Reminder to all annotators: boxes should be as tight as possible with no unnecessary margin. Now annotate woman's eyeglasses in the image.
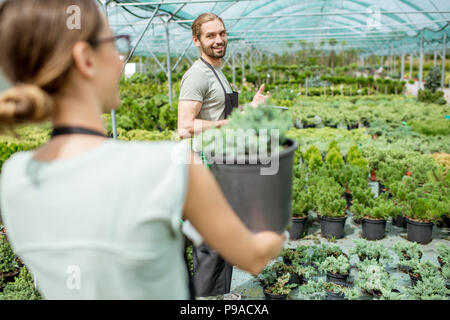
[89,35,132,61]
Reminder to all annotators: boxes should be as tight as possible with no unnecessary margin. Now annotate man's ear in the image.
[72,41,96,79]
[193,36,201,48]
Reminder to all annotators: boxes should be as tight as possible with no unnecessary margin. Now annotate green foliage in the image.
[436,243,450,265]
[325,148,344,168]
[404,259,441,280]
[409,119,450,136]
[0,267,41,300]
[417,89,446,105]
[264,273,297,296]
[424,66,442,93]
[406,193,446,223]
[0,235,17,274]
[291,187,310,217]
[406,276,450,300]
[200,105,293,157]
[350,239,392,263]
[393,241,423,262]
[318,255,350,275]
[355,260,400,298]
[351,192,394,220]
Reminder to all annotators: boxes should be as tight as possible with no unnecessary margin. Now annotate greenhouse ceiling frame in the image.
[101,0,450,139]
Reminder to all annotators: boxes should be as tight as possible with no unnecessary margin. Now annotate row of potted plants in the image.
[258,240,449,300]
[289,140,448,243]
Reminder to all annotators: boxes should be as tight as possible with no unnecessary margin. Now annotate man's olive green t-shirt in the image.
[179,58,233,121]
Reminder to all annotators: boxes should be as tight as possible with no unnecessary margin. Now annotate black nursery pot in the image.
[263,289,288,300]
[326,290,346,300]
[289,216,308,240]
[392,215,407,228]
[320,215,347,239]
[409,272,421,286]
[362,218,386,240]
[406,218,433,244]
[326,272,349,286]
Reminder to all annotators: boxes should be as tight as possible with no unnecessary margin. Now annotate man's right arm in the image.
[177,100,228,139]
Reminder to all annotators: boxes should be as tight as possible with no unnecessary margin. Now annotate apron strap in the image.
[199,57,230,96]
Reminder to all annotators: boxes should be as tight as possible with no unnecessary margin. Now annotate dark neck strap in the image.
[199,57,228,94]
[51,126,108,139]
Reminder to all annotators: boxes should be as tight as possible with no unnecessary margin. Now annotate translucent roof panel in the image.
[103,0,450,56]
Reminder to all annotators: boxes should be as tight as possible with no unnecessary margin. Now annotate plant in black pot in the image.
[350,239,392,264]
[320,281,360,300]
[355,259,401,299]
[200,105,297,234]
[314,180,347,239]
[393,241,423,273]
[289,184,310,240]
[406,275,450,300]
[318,255,351,286]
[263,273,298,300]
[349,187,376,224]
[405,193,445,244]
[0,266,41,300]
[403,259,441,287]
[436,243,450,268]
[0,235,20,290]
[361,196,395,240]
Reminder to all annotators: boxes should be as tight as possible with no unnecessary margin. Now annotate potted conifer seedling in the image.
[263,273,297,300]
[318,255,351,286]
[201,105,297,234]
[350,239,392,264]
[289,185,310,240]
[393,241,423,273]
[405,193,445,244]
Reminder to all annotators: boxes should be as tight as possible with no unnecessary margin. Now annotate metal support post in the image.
[442,33,447,89]
[401,41,405,80]
[232,54,236,90]
[164,18,173,109]
[409,54,413,81]
[241,54,245,81]
[419,33,424,89]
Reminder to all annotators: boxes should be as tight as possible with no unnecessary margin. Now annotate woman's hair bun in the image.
[0,84,54,125]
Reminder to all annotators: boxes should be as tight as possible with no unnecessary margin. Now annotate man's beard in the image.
[200,41,227,59]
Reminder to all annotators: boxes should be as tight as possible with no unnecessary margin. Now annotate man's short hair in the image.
[191,13,225,39]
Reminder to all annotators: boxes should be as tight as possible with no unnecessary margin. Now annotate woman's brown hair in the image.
[191,13,225,40]
[0,0,104,127]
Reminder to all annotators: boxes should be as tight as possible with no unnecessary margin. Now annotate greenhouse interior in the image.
[0,0,449,302]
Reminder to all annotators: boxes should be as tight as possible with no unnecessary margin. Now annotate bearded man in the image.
[177,13,270,298]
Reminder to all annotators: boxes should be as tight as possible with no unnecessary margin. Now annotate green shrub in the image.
[0,235,17,274]
[318,255,350,275]
[0,267,41,300]
[350,239,392,262]
[424,66,441,93]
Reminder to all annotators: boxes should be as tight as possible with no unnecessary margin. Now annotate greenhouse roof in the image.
[103,0,450,57]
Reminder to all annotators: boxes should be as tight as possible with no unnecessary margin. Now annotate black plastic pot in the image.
[392,215,407,228]
[207,139,298,233]
[326,290,345,300]
[362,218,386,240]
[288,273,301,285]
[0,269,19,291]
[320,215,347,239]
[326,272,349,285]
[263,289,288,300]
[409,272,421,286]
[398,264,410,273]
[289,216,308,240]
[406,218,433,244]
